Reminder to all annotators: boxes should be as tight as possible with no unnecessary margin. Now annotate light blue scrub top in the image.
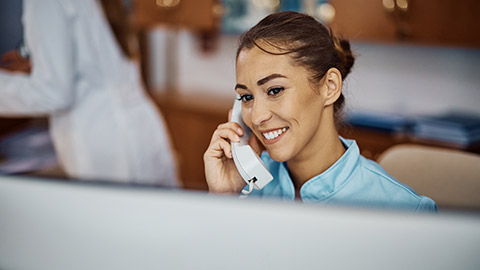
[249,137,438,212]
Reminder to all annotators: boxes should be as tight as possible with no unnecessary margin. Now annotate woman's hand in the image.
[203,120,246,194]
[0,50,31,73]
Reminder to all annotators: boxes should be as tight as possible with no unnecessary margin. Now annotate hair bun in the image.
[331,33,355,79]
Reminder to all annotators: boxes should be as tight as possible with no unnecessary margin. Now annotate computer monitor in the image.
[1,175,479,270]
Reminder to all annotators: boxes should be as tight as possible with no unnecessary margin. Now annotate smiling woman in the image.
[203,11,437,212]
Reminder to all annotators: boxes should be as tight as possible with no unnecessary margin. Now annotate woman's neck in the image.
[287,119,345,191]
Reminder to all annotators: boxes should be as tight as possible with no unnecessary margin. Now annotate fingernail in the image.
[237,128,243,135]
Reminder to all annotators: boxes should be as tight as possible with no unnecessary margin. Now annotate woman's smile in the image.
[259,127,289,145]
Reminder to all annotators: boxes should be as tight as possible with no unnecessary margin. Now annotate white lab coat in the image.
[0,0,178,187]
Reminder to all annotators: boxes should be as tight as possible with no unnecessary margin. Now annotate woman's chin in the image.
[266,149,291,163]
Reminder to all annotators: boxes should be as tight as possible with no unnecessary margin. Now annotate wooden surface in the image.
[338,126,409,160]
[329,0,480,48]
[152,91,231,190]
[131,0,221,31]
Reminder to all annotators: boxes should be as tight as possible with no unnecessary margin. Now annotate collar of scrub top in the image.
[275,137,359,201]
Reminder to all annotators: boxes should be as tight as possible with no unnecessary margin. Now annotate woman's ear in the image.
[321,68,343,106]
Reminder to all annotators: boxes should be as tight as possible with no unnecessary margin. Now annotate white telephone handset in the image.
[230,95,273,190]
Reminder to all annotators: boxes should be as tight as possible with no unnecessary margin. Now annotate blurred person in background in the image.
[0,0,178,187]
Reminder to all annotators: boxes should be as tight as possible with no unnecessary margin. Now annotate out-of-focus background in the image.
[1,0,479,204]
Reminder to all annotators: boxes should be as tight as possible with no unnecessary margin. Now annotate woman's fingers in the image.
[217,139,232,159]
[207,133,233,159]
[211,122,243,141]
[210,121,266,158]
[206,122,245,159]
[212,126,239,143]
[219,121,244,135]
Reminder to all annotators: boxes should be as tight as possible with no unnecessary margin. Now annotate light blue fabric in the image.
[248,137,438,212]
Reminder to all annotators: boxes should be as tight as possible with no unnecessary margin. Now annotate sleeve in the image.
[0,0,76,116]
[416,196,439,212]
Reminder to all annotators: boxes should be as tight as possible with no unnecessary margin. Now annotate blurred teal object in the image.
[279,0,302,11]
[412,112,480,147]
[346,111,410,133]
[221,0,329,34]
[221,0,249,34]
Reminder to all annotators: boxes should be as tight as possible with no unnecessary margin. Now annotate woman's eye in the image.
[267,87,284,96]
[238,94,254,102]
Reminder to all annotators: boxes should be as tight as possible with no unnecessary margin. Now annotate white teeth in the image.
[262,127,287,140]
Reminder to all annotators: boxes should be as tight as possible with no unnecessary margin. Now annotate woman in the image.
[204,11,436,211]
[0,0,178,187]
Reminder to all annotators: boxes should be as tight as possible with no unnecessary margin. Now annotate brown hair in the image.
[236,11,355,120]
[99,0,136,59]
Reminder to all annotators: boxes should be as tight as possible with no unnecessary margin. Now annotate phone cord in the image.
[239,180,255,199]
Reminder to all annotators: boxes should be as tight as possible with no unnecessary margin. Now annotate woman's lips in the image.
[261,127,288,145]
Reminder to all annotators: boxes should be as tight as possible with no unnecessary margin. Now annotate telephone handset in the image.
[230,95,273,190]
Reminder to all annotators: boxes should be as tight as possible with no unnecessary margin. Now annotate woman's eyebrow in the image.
[234,83,247,90]
[257,74,287,86]
[235,73,286,90]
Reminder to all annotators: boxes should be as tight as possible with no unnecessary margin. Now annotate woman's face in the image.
[235,45,330,163]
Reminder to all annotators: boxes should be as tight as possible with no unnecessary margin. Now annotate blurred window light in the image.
[396,0,409,12]
[316,3,335,24]
[382,0,395,12]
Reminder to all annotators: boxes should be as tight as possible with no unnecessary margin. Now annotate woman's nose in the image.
[250,99,272,126]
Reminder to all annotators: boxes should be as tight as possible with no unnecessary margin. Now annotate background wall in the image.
[149,29,480,118]
[347,43,480,117]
